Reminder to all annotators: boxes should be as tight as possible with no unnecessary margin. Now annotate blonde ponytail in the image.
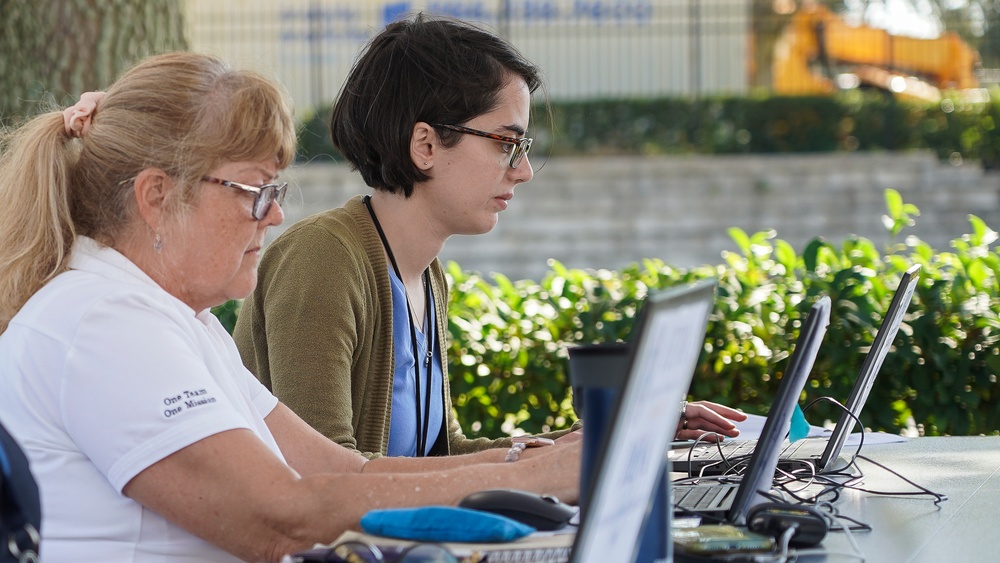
[0,112,77,333]
[0,52,296,333]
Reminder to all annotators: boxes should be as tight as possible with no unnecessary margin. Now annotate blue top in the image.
[386,268,444,456]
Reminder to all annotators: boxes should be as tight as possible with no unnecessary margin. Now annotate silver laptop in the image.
[672,296,831,525]
[671,264,919,475]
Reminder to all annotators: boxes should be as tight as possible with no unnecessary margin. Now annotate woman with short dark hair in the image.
[234,13,573,459]
[234,13,743,460]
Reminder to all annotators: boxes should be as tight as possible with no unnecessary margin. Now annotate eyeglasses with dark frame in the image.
[291,538,482,562]
[434,124,532,169]
[202,175,288,221]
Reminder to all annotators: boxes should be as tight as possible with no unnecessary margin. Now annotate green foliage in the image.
[444,189,1000,438]
[295,105,341,163]
[445,258,705,438]
[212,299,241,335]
[294,90,1000,168]
[211,190,998,439]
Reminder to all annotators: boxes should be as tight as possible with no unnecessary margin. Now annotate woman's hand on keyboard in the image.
[675,400,748,442]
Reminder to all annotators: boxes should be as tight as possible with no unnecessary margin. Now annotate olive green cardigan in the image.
[235,195,574,458]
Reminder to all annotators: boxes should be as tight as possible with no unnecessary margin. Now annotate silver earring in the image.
[154,232,163,253]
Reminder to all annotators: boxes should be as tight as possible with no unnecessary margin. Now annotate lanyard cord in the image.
[363,195,436,456]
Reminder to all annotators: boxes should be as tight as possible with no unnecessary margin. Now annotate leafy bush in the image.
[445,189,1000,438]
[211,299,241,335]
[297,90,1000,168]
[212,190,998,438]
[295,104,341,163]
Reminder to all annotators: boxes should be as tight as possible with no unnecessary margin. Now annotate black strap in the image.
[363,195,437,456]
[0,424,40,563]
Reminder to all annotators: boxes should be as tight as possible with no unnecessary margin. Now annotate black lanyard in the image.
[363,195,436,456]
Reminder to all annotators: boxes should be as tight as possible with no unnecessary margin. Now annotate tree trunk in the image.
[0,0,187,126]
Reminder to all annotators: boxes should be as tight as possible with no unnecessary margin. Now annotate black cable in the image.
[767,394,868,507]
[771,467,865,506]
[769,448,948,538]
[812,500,872,533]
[802,395,866,469]
[684,432,743,478]
[783,450,947,507]
[854,453,949,506]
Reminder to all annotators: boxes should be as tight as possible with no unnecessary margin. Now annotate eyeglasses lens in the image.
[511,138,532,168]
[253,195,268,221]
[253,184,287,220]
[399,544,459,563]
[331,541,382,563]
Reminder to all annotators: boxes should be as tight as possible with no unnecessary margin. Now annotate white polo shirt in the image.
[0,237,282,562]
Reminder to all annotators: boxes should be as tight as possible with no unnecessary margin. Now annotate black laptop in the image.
[671,264,919,475]
[671,296,831,525]
[570,279,716,562]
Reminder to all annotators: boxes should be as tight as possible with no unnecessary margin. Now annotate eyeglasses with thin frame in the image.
[434,124,532,169]
[202,175,288,221]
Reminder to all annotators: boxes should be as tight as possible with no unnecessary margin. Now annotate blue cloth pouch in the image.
[360,506,536,543]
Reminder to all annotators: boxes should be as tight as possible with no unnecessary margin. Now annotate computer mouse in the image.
[458,488,578,531]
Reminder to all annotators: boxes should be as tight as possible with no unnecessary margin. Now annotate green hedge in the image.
[213,190,999,438]
[444,189,1000,438]
[296,90,1000,168]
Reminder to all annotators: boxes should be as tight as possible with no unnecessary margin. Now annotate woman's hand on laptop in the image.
[675,400,748,441]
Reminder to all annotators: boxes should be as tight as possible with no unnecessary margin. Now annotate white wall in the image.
[275,152,1000,280]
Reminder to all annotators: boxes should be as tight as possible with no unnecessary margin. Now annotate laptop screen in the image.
[725,296,831,525]
[571,280,717,563]
[818,264,920,470]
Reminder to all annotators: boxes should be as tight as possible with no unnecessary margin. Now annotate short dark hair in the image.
[330,13,543,196]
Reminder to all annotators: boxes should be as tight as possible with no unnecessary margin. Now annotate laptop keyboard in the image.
[673,483,736,511]
[688,440,758,461]
[483,546,571,562]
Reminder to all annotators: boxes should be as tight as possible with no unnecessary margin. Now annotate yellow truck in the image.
[772,3,981,102]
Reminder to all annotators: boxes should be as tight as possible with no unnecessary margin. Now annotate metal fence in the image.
[185,0,985,114]
[186,0,752,112]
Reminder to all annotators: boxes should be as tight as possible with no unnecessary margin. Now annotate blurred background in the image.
[191,0,992,111]
[3,0,998,279]
[6,1,1000,112]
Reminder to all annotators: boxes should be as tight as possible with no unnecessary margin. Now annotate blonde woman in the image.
[0,51,579,563]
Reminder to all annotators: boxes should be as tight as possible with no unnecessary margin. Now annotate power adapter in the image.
[746,502,829,548]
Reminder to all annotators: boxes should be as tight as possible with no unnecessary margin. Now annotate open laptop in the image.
[671,264,919,475]
[303,279,718,563]
[671,296,831,525]
[569,279,716,563]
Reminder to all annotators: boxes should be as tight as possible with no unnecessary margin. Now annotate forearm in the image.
[364,441,574,479]
[128,431,579,563]
[271,454,578,559]
[363,447,507,473]
[356,446,581,509]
